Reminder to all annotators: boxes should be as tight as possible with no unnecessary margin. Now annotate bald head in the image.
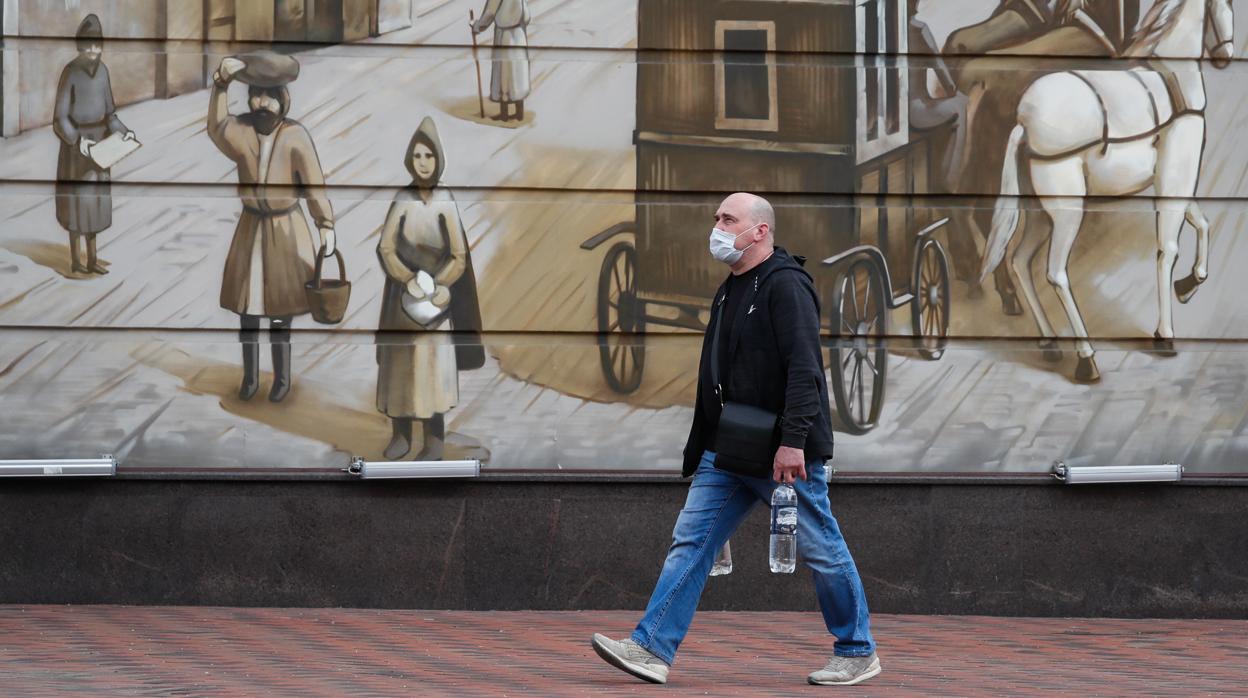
[719,192,776,241]
[712,192,777,272]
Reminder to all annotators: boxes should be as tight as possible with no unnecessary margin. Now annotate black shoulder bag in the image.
[709,291,781,478]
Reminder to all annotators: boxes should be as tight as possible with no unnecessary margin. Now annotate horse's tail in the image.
[979,124,1025,284]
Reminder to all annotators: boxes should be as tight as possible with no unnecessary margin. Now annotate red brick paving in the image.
[0,607,1246,696]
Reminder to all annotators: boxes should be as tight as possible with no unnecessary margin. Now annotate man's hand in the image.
[772,445,806,484]
[218,57,246,82]
[78,137,96,158]
[319,227,336,257]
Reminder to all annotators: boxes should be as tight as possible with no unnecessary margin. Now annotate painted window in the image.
[857,0,908,163]
[715,20,778,132]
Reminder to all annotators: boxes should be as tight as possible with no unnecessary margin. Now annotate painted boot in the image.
[415,413,445,460]
[383,418,413,460]
[86,234,108,275]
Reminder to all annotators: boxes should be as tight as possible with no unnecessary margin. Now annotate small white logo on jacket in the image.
[748,304,756,315]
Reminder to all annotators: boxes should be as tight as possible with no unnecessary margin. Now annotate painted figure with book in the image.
[53,14,139,276]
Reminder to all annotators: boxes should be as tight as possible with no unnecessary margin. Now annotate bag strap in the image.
[710,291,726,406]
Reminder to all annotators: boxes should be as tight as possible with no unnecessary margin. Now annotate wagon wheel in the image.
[828,256,889,435]
[597,241,645,393]
[910,237,950,360]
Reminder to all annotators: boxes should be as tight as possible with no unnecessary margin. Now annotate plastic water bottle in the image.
[769,484,797,573]
[709,540,733,576]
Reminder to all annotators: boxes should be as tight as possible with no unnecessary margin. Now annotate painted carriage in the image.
[582,0,953,434]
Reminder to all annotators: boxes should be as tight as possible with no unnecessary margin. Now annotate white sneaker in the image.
[807,652,881,686]
[591,633,670,684]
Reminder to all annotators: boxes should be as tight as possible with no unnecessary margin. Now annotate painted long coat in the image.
[53,55,127,234]
[477,0,531,102]
[207,81,334,317]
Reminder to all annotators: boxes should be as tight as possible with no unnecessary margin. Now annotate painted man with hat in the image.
[53,13,136,275]
[207,51,336,403]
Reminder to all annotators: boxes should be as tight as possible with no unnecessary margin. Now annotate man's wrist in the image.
[780,433,807,451]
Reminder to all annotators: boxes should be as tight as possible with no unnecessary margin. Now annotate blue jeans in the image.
[631,450,875,665]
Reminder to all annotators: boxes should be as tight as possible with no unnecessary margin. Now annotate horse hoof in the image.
[1074,356,1101,384]
[1174,274,1204,304]
[967,282,985,300]
[1152,332,1178,358]
[1038,340,1062,363]
[1000,291,1024,316]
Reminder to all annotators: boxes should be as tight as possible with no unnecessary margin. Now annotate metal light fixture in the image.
[1052,461,1183,484]
[347,457,480,479]
[0,454,117,478]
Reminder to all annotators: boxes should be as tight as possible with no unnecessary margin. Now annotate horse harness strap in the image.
[1069,71,1112,154]
[1123,69,1161,146]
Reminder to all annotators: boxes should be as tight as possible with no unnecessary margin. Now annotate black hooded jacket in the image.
[682,247,835,477]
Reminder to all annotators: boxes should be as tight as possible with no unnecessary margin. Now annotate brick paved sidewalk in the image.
[1,607,1245,696]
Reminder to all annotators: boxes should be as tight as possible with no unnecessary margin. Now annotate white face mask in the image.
[709,223,760,265]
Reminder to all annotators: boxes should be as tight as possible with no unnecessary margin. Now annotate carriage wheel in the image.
[597,241,645,393]
[828,256,889,435]
[910,237,950,360]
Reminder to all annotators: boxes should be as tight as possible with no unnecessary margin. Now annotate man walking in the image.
[53,14,137,275]
[207,51,336,403]
[591,193,878,686]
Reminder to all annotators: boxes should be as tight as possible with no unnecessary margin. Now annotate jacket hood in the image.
[404,116,446,187]
[757,246,813,285]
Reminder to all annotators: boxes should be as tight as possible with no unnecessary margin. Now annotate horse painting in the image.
[979,0,1234,383]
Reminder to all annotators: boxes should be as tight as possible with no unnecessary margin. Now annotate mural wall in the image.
[1,0,1247,477]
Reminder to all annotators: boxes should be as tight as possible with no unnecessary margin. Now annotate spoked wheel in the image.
[910,237,950,360]
[828,256,889,435]
[597,241,645,393]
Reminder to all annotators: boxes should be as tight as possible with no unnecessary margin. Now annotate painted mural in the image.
[1,0,1247,477]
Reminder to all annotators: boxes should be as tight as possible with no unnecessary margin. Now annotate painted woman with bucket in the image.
[376,117,483,460]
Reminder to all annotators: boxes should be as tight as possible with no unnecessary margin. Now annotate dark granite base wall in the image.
[1,479,1245,618]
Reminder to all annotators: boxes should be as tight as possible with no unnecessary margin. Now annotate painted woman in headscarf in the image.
[376,117,483,460]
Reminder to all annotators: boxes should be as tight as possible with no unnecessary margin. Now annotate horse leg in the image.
[1007,208,1061,362]
[1152,201,1184,356]
[1033,157,1099,383]
[994,256,1023,315]
[1153,114,1204,348]
[1173,200,1209,304]
[952,204,1022,312]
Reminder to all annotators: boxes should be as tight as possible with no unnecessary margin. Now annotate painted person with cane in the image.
[470,0,531,123]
